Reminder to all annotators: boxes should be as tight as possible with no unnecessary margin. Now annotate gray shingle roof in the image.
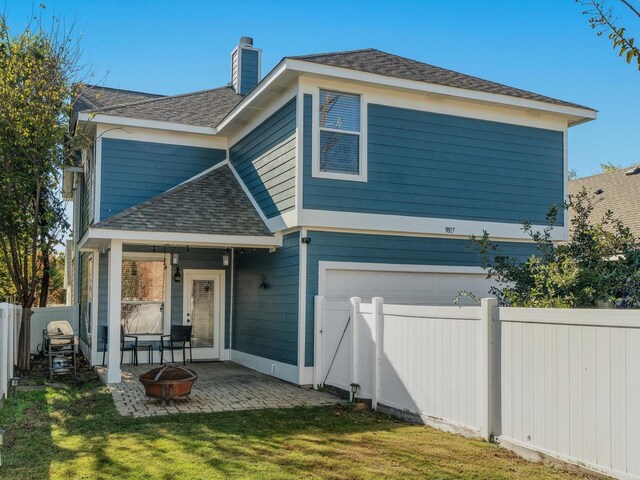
[89,86,243,128]
[92,165,273,237]
[569,167,640,238]
[291,49,593,111]
[74,85,165,113]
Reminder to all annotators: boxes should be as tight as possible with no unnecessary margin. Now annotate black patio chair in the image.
[160,325,193,365]
[100,325,139,366]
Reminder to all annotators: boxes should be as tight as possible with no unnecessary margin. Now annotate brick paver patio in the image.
[96,362,341,417]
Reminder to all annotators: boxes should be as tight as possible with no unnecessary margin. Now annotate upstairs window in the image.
[317,89,365,181]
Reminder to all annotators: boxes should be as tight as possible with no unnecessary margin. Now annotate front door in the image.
[182,270,224,360]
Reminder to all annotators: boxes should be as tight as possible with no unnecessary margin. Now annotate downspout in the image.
[228,248,235,360]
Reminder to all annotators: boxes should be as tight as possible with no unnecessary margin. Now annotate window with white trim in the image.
[318,89,362,177]
[121,259,165,335]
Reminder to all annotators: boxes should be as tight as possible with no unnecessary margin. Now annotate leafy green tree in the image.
[471,189,640,308]
[579,0,640,70]
[600,161,622,172]
[0,12,88,369]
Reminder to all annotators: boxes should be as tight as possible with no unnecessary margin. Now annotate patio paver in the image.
[96,361,341,417]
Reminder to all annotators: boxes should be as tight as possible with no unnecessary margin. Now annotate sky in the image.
[4,0,639,179]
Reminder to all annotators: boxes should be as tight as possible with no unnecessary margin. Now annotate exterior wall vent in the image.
[230,36,262,95]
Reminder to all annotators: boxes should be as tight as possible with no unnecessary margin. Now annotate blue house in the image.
[65,37,596,384]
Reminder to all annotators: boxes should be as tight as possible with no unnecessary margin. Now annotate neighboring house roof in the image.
[569,166,640,238]
[291,49,593,111]
[92,86,243,128]
[92,165,272,237]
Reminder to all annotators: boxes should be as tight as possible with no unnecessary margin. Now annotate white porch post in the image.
[106,239,122,383]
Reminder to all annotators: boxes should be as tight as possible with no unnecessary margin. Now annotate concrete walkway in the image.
[96,362,340,417]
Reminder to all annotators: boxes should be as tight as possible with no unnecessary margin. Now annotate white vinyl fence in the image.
[0,303,21,401]
[315,296,640,480]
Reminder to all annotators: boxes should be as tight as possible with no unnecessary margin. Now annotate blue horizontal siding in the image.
[97,246,232,353]
[100,139,226,220]
[240,48,259,95]
[304,230,539,366]
[230,97,296,219]
[233,232,299,365]
[303,103,564,225]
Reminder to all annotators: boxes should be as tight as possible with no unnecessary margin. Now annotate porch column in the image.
[106,239,123,383]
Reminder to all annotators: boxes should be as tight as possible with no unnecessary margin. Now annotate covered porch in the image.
[77,164,286,384]
[96,361,339,417]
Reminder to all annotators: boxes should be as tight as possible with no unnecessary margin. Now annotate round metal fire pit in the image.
[139,365,198,406]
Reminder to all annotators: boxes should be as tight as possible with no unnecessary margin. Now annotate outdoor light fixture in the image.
[174,266,182,283]
[9,377,20,396]
[171,253,179,265]
[130,262,138,276]
[301,237,311,244]
[349,383,360,403]
[222,254,230,267]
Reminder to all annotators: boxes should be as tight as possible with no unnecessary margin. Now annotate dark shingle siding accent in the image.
[292,49,593,111]
[93,165,272,237]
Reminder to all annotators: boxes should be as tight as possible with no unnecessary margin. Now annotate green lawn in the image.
[0,374,595,480]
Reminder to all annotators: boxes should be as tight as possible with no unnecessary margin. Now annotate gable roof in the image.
[92,86,243,128]
[569,166,640,238]
[92,164,272,237]
[75,47,594,131]
[74,85,165,113]
[291,49,593,111]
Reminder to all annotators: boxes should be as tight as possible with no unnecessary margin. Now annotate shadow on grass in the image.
[0,375,594,480]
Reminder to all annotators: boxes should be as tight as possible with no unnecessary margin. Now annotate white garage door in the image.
[316,264,494,394]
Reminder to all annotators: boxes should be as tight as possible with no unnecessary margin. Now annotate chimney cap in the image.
[239,36,254,47]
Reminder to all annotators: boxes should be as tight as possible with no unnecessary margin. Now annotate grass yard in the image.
[0,374,595,480]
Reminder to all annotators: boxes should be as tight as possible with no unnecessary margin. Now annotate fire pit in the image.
[139,365,198,406]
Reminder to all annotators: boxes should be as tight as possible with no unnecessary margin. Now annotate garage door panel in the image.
[318,266,494,393]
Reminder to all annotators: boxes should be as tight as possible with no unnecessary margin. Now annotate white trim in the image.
[218,58,594,134]
[216,60,289,132]
[227,88,298,146]
[94,138,102,222]
[294,91,304,225]
[106,239,123,383]
[78,112,217,135]
[97,123,227,149]
[230,349,300,384]
[563,128,569,237]
[90,250,100,366]
[312,88,368,182]
[84,228,281,248]
[286,59,596,125]
[183,269,225,360]
[226,160,271,226]
[297,228,307,384]
[300,209,566,242]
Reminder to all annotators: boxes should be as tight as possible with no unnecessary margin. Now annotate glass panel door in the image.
[189,279,214,348]
[183,270,223,360]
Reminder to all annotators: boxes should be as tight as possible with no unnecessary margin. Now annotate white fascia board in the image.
[299,209,567,242]
[86,227,282,248]
[77,112,218,135]
[285,59,597,124]
[216,60,289,132]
